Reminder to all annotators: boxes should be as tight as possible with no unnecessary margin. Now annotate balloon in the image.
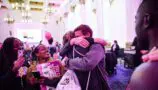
[45,32,52,40]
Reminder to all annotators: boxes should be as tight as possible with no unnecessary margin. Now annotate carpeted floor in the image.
[108,64,134,90]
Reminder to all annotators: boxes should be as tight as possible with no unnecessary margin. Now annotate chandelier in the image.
[44,6,55,16]
[109,0,114,5]
[79,0,86,5]
[21,10,32,23]
[70,5,76,12]
[9,0,25,10]
[4,14,15,24]
[9,0,32,23]
[43,1,56,16]
[41,15,49,25]
[21,4,32,23]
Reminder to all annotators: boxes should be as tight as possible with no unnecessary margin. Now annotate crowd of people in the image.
[1,0,158,90]
[0,24,109,90]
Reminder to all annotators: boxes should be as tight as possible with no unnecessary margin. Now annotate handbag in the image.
[56,70,81,90]
[56,46,92,90]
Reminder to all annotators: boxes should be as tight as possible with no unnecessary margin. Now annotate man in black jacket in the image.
[0,37,26,90]
[111,40,120,58]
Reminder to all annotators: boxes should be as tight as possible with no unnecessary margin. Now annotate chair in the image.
[105,52,117,75]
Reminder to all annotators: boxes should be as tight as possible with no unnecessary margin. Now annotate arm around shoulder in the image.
[67,44,105,71]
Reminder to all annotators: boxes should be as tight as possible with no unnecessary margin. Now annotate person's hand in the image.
[70,37,89,48]
[13,56,25,72]
[18,66,28,77]
[28,76,39,85]
[140,50,149,55]
[94,38,108,46]
[39,76,48,84]
[142,47,158,62]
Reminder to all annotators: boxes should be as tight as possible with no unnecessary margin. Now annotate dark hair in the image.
[74,24,93,37]
[2,37,16,54]
[32,45,41,61]
[39,40,42,45]
[48,37,53,45]
[114,40,117,44]
[0,37,20,73]
[139,0,158,26]
[139,0,158,14]
[62,31,75,45]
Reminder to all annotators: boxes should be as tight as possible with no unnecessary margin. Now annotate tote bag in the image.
[56,70,81,90]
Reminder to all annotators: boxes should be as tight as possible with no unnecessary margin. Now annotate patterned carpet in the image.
[108,64,134,90]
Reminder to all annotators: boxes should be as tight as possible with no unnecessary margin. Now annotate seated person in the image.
[111,40,120,57]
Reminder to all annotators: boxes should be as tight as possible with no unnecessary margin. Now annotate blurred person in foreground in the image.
[127,0,158,89]
[0,37,25,90]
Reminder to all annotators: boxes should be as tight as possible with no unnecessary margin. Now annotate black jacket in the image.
[0,49,24,90]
